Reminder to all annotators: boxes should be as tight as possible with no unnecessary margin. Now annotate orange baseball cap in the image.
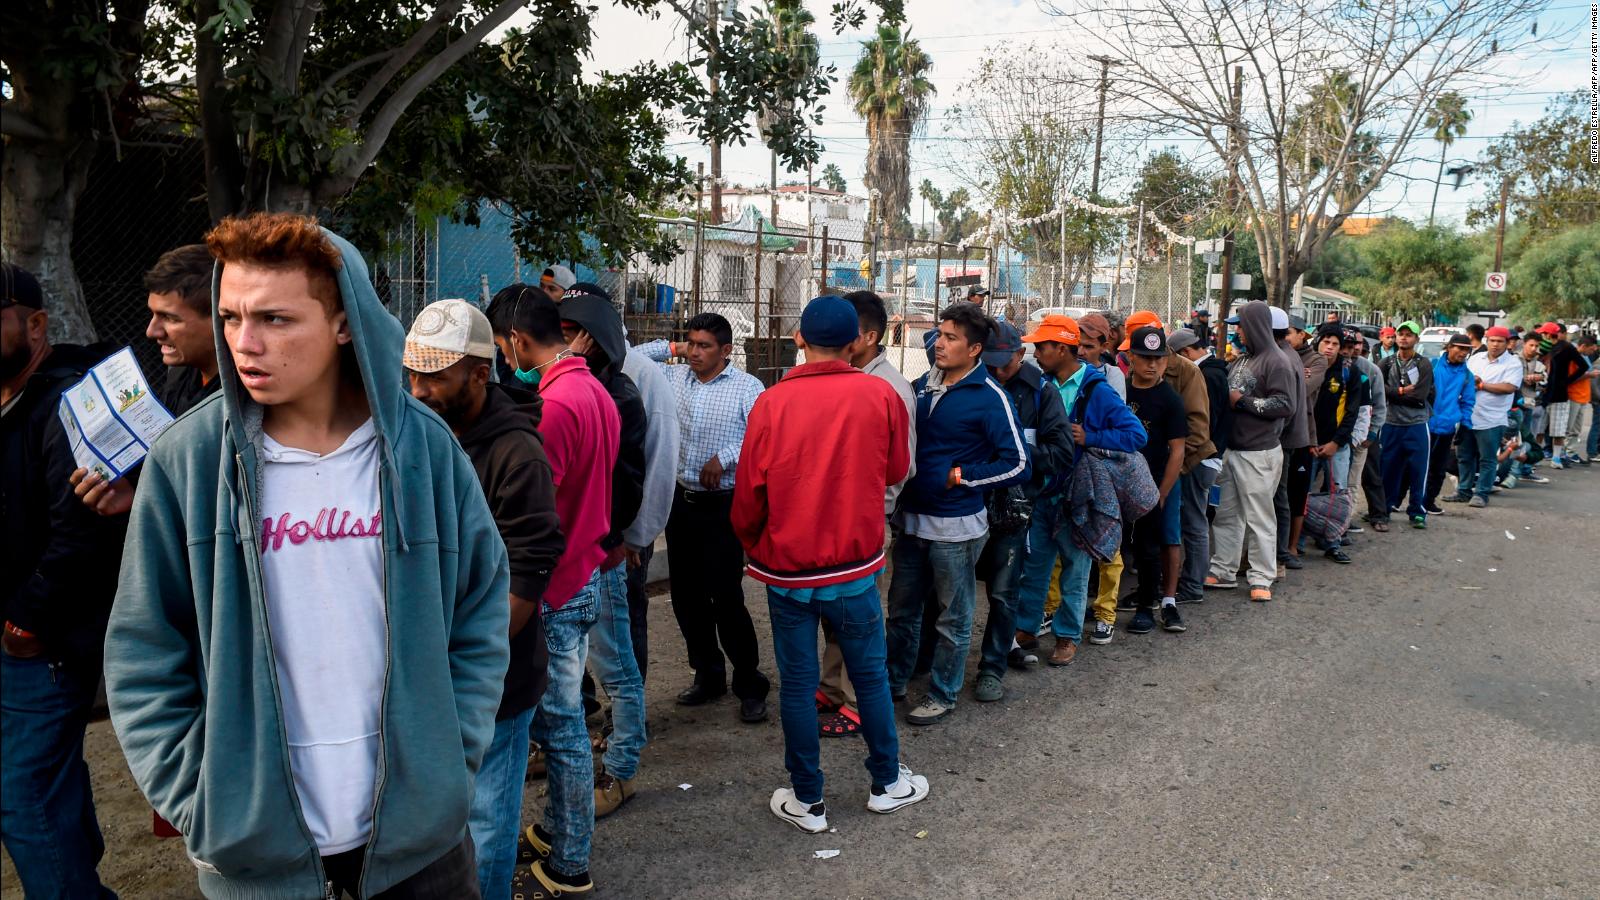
[1022,314,1080,346]
[1118,310,1164,350]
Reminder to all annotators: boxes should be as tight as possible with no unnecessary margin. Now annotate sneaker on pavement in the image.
[1159,605,1186,633]
[1523,473,1550,484]
[1468,495,1487,508]
[1549,458,1567,470]
[1442,493,1470,503]
[906,698,953,726]
[1423,501,1444,515]
[1128,609,1156,634]
[1088,620,1114,645]
[528,859,593,896]
[594,770,636,819]
[1282,554,1305,570]
[1324,547,1352,563]
[1006,647,1038,670]
[1501,474,1519,489]
[1115,595,1138,612]
[1410,515,1427,529]
[1175,592,1204,604]
[973,673,1003,702]
[1346,525,1365,533]
[867,764,931,814]
[769,788,829,833]
[1204,575,1238,590]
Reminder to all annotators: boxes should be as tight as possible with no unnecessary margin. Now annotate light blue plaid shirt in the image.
[638,340,764,490]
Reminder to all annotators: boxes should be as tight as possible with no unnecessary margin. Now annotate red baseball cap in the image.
[1486,325,1511,339]
[1380,326,1396,337]
[1534,321,1563,336]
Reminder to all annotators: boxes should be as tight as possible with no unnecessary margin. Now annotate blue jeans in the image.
[588,565,647,781]
[1015,506,1093,644]
[767,584,900,805]
[1381,423,1431,519]
[1588,399,1600,458]
[977,526,1029,679]
[885,532,987,708]
[0,653,115,900]
[531,570,599,878]
[1454,426,1504,500]
[1177,466,1219,601]
[469,707,535,900]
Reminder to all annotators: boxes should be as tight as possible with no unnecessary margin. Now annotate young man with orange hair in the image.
[105,212,511,898]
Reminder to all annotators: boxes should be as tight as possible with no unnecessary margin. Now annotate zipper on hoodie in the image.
[233,449,327,890]
[356,457,395,899]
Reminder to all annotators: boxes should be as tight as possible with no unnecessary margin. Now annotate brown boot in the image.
[1047,638,1077,668]
[594,769,636,819]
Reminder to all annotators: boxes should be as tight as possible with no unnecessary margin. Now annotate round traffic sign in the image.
[1484,271,1507,292]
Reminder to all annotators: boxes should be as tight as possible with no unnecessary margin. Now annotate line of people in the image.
[5,210,1597,898]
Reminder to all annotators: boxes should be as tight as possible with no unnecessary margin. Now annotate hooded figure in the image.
[104,226,510,897]
[1227,301,1297,450]
[559,293,647,552]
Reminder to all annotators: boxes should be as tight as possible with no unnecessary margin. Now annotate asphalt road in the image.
[7,467,1597,898]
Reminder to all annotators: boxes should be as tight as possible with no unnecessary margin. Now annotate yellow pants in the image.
[1044,551,1122,625]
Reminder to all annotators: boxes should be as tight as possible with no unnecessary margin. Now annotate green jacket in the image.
[104,229,510,898]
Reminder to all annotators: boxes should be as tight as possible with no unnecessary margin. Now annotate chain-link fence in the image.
[73,136,210,378]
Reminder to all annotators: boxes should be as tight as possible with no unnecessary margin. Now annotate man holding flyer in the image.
[1,263,127,896]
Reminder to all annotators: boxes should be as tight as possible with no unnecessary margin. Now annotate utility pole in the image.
[1080,55,1121,305]
[1490,177,1511,300]
[1216,65,1243,353]
[770,149,779,225]
[707,0,723,224]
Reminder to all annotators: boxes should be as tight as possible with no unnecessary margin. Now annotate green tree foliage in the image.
[1300,234,1370,293]
[1508,223,1600,320]
[915,180,981,244]
[819,162,848,193]
[848,24,933,230]
[1344,221,1475,319]
[1468,92,1600,235]
[1129,148,1216,252]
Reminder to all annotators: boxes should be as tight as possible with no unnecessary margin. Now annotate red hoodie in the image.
[732,360,911,589]
[538,355,620,608]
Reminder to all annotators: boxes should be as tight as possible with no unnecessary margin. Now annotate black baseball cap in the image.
[1128,325,1168,357]
[1445,333,1472,348]
[2,263,44,310]
[968,286,990,298]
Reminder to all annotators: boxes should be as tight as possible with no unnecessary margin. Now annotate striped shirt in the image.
[638,340,763,490]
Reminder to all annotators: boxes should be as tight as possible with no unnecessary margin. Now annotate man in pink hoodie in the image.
[486,284,619,898]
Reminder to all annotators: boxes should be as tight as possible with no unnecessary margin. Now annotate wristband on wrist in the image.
[5,621,36,640]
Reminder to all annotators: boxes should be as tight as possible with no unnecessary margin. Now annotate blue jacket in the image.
[905,364,1030,518]
[104,229,510,897]
[1057,364,1147,459]
[1429,356,1477,435]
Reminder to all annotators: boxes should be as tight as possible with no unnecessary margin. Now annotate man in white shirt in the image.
[1447,326,1522,508]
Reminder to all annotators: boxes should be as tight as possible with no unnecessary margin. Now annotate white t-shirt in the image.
[258,418,386,855]
[1466,351,1524,431]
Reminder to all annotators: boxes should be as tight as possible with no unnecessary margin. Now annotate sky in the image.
[520,0,1595,237]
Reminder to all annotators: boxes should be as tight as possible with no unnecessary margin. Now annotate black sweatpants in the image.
[1423,430,1458,506]
[664,487,769,699]
[324,837,477,899]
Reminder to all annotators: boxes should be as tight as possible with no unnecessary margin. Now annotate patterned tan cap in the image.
[403,299,496,373]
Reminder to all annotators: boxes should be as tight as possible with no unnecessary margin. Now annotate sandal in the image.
[819,708,861,737]
[815,689,839,714]
[1371,521,1389,532]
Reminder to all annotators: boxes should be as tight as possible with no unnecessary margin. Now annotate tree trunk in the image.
[1,91,100,344]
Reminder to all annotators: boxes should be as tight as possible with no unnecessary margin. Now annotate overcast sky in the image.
[525,0,1593,236]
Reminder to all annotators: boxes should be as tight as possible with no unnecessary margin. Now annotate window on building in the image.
[718,253,748,297]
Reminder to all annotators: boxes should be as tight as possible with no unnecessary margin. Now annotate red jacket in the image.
[732,360,911,589]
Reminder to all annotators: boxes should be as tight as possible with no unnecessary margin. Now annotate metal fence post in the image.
[819,225,829,291]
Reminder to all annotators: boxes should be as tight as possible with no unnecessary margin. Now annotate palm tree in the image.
[848,25,935,232]
[1426,92,1472,226]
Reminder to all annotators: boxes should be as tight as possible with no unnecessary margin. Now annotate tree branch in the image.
[334,0,526,199]
[351,0,469,119]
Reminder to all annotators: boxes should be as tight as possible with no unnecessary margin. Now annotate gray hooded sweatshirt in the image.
[1228,301,1298,451]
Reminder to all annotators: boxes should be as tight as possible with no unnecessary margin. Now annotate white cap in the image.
[1269,305,1289,330]
[541,264,577,291]
[403,299,496,373]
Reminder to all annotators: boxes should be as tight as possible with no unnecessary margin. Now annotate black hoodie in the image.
[2,342,127,671]
[458,381,563,720]
[558,295,647,550]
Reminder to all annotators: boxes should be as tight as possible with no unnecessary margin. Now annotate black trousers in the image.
[664,487,769,699]
[1361,434,1388,521]
[323,837,477,899]
[626,542,654,681]
[1423,431,1458,505]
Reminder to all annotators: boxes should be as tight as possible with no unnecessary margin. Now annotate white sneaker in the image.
[769,787,828,833]
[866,764,930,814]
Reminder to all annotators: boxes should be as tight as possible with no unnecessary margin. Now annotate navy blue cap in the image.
[982,320,1023,367]
[800,295,860,348]
[1224,314,1241,325]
